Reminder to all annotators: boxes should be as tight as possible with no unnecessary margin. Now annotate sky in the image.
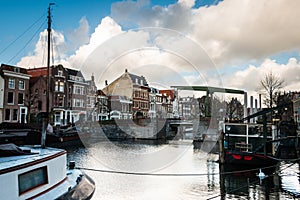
[1,0,300,102]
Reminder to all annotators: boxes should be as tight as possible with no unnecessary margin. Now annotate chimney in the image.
[259,94,262,110]
[250,96,253,123]
[125,69,128,73]
[250,96,253,114]
[255,99,258,110]
[105,80,108,86]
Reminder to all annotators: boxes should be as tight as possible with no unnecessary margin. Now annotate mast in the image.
[42,3,54,148]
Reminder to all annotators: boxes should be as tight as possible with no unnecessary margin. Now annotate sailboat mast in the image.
[46,5,50,120]
[42,3,54,148]
[47,3,54,121]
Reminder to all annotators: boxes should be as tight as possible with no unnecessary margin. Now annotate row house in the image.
[102,69,150,119]
[0,64,30,123]
[159,89,176,118]
[149,87,159,118]
[28,64,91,126]
[109,95,132,119]
[277,91,300,128]
[95,90,109,121]
[178,96,199,119]
[144,87,177,119]
[86,74,98,121]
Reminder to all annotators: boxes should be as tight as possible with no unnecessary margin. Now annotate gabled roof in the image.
[97,90,106,96]
[128,73,148,86]
[67,68,85,79]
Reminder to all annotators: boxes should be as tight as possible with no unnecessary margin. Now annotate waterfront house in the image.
[178,96,199,119]
[109,95,132,119]
[102,69,150,119]
[159,89,176,118]
[0,64,31,123]
[28,64,88,126]
[95,90,109,121]
[85,74,98,121]
[149,87,159,118]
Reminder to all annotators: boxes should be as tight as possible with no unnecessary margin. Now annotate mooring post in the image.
[219,130,225,164]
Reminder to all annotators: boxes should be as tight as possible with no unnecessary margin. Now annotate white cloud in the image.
[68,16,124,69]
[17,29,65,68]
[226,58,300,94]
[66,16,90,52]
[111,0,194,32]
[110,0,300,66]
[17,17,90,68]
[16,0,300,95]
[190,0,300,65]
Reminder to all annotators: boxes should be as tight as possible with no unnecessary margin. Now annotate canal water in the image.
[66,140,300,200]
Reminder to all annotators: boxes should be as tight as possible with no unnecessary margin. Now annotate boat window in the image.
[225,124,246,135]
[18,166,48,195]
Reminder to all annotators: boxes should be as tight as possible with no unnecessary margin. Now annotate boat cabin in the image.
[223,123,278,156]
[0,144,95,200]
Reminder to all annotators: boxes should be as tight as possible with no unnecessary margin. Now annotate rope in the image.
[76,167,213,177]
[75,161,284,177]
[75,159,299,199]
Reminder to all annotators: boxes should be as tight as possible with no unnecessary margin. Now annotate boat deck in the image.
[0,146,65,174]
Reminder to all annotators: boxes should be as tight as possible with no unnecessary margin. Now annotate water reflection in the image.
[65,141,300,200]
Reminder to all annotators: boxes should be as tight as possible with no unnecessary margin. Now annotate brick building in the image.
[102,69,149,118]
[0,64,31,123]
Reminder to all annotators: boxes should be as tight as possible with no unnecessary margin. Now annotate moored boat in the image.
[0,143,95,200]
[223,122,279,167]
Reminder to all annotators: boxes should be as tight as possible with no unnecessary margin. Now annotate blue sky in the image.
[0,0,220,65]
[1,0,300,98]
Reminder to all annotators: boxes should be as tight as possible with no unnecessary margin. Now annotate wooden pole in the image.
[219,131,225,164]
[41,3,54,148]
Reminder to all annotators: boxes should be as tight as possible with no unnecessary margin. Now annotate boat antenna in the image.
[42,2,55,148]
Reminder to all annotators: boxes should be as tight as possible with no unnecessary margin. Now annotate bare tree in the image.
[259,72,284,108]
[226,97,244,121]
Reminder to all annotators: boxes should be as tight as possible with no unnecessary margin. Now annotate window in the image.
[14,67,20,73]
[19,80,25,90]
[7,92,14,104]
[134,101,139,108]
[18,93,24,104]
[73,99,85,107]
[58,97,64,107]
[18,166,48,195]
[13,109,18,121]
[55,81,64,92]
[5,109,10,120]
[87,97,92,105]
[8,78,15,89]
[74,85,85,95]
[57,69,63,76]
[74,99,81,107]
[134,91,139,98]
